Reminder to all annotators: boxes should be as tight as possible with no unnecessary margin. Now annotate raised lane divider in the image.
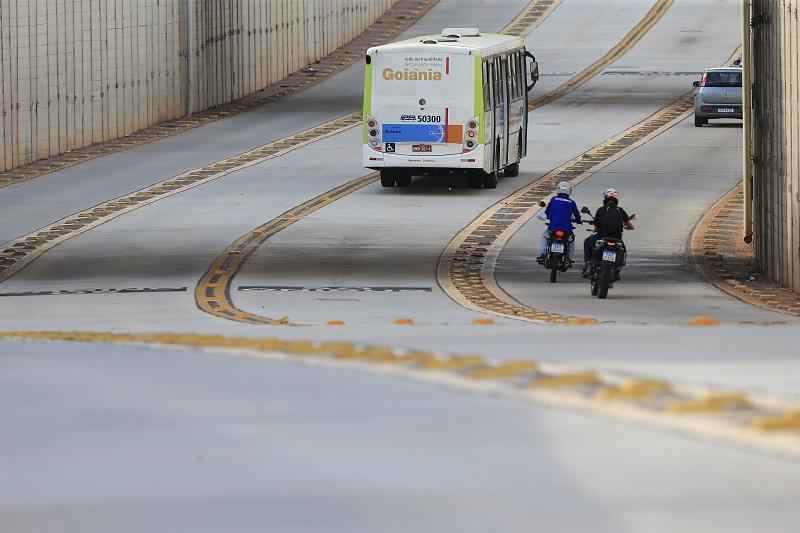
[689,183,800,317]
[2,329,799,460]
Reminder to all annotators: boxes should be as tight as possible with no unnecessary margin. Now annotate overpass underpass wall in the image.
[749,0,800,293]
[0,0,396,172]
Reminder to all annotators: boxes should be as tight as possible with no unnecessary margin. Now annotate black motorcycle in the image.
[581,206,636,299]
[537,200,580,283]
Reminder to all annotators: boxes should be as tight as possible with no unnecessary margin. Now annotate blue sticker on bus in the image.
[382,124,445,143]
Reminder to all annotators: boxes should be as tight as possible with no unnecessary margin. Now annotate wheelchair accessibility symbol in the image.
[385,142,396,153]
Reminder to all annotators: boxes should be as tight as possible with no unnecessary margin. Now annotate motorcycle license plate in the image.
[550,242,565,253]
[602,250,617,262]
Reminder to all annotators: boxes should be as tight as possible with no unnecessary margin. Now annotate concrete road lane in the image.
[2,339,800,533]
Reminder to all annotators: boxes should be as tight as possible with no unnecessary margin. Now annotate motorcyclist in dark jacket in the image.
[582,188,635,277]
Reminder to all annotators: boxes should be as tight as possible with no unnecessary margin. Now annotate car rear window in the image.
[705,71,742,87]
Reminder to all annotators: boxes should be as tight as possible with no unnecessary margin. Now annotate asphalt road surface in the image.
[2,1,799,532]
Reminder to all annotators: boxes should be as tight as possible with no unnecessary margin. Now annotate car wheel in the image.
[694,115,707,127]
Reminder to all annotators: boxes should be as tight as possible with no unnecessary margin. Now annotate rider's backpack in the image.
[598,205,625,238]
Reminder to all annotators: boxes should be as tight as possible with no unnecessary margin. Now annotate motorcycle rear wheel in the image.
[597,265,612,299]
[550,253,560,283]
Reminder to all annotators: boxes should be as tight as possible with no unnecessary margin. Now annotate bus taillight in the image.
[366,116,381,150]
[463,117,479,153]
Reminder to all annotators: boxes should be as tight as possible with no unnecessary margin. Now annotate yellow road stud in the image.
[595,379,671,400]
[750,410,800,432]
[472,318,495,325]
[667,393,751,414]
[325,320,346,326]
[531,372,603,389]
[566,317,598,325]
[393,318,415,325]
[689,316,721,326]
[470,360,540,379]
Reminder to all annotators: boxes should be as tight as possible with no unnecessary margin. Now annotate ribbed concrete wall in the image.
[749,0,800,292]
[0,0,395,171]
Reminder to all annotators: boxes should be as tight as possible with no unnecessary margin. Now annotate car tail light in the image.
[463,117,479,153]
[554,230,565,238]
[607,242,616,247]
[701,105,711,113]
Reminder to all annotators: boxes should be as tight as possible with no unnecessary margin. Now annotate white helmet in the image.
[603,187,620,202]
[556,181,572,196]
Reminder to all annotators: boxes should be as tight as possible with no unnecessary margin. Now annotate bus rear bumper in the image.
[363,146,485,171]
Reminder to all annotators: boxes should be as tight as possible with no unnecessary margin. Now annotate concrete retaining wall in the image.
[749,0,800,292]
[0,0,395,171]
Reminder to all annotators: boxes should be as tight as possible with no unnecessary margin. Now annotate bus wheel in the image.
[396,173,412,187]
[380,170,396,187]
[504,161,519,177]
[482,142,500,189]
[467,173,482,188]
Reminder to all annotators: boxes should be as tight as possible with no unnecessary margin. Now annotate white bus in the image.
[362,28,538,188]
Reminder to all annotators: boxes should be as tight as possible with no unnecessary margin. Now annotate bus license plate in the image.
[602,250,617,262]
[550,242,565,253]
[718,107,734,113]
[412,144,432,152]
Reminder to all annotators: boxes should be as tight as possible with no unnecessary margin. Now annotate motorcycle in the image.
[537,200,581,283]
[581,206,636,299]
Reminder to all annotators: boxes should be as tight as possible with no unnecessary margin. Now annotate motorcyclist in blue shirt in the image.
[537,181,582,264]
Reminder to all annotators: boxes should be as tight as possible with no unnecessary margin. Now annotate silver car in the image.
[693,67,742,127]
